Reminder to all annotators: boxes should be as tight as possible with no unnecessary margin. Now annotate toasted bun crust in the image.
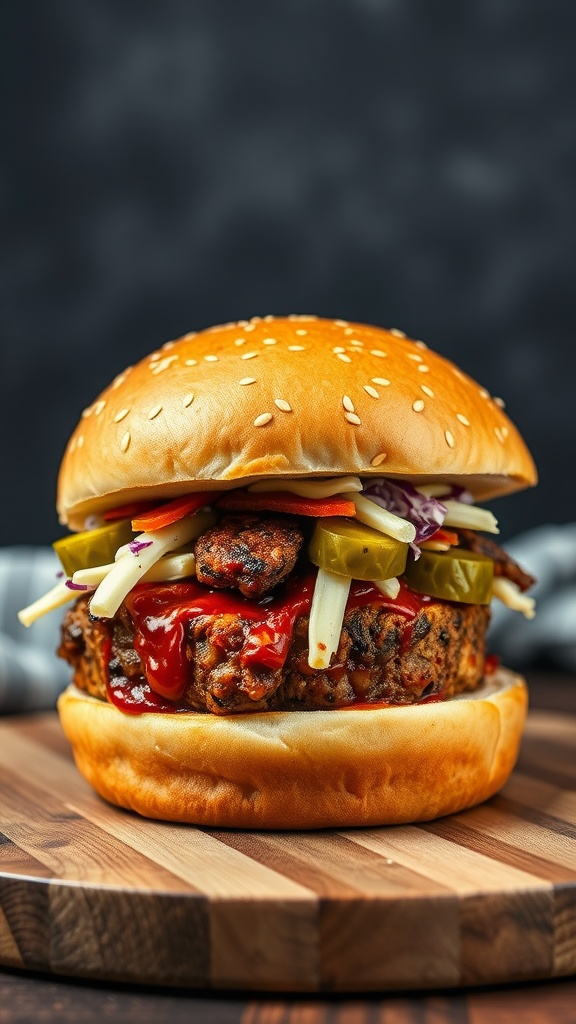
[57,668,527,828]
[57,316,536,528]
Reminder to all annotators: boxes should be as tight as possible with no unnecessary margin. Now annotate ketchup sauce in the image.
[104,574,440,714]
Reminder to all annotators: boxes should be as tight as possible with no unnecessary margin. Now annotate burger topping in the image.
[89,511,215,620]
[403,548,494,605]
[131,492,215,532]
[308,568,352,669]
[194,514,304,597]
[214,490,357,518]
[455,528,535,592]
[53,518,134,577]
[308,518,409,582]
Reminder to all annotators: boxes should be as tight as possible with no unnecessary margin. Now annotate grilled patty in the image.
[59,589,490,714]
[194,514,304,597]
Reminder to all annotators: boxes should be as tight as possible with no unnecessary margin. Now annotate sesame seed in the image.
[295,329,307,336]
[152,355,178,374]
[288,345,305,351]
[263,314,274,322]
[370,350,386,357]
[241,351,258,360]
[407,353,423,362]
[333,346,346,354]
[412,400,425,412]
[344,327,355,335]
[114,408,130,423]
[371,452,387,467]
[184,359,197,366]
[334,319,348,327]
[414,340,428,350]
[81,407,92,418]
[494,426,505,443]
[342,395,355,412]
[479,388,489,399]
[112,374,126,389]
[239,377,256,386]
[372,377,390,386]
[274,399,292,412]
[350,339,363,347]
[363,385,380,399]
[93,400,106,415]
[162,340,176,350]
[337,353,352,363]
[421,385,435,398]
[501,425,509,438]
[236,320,249,327]
[288,314,317,321]
[183,393,194,407]
[77,435,84,449]
[456,413,470,426]
[445,430,455,448]
[204,355,219,362]
[344,411,361,425]
[148,405,162,420]
[263,337,277,345]
[234,338,247,346]
[244,323,255,332]
[254,412,273,427]
[69,437,77,453]
[120,431,131,452]
[417,364,430,373]
[389,328,406,338]
[183,331,197,341]
[494,396,506,408]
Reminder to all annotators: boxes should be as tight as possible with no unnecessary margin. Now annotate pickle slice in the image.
[308,518,409,581]
[53,519,134,577]
[403,548,493,605]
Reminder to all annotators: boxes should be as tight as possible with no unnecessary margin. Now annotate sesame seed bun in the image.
[57,668,527,828]
[57,316,536,529]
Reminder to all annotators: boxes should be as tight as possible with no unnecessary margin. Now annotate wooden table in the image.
[1,671,575,1023]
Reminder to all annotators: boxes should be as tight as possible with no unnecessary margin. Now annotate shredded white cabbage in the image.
[492,577,536,619]
[247,475,363,498]
[442,500,499,535]
[18,582,78,627]
[344,492,416,544]
[73,551,196,587]
[373,577,401,599]
[308,568,351,670]
[89,517,207,619]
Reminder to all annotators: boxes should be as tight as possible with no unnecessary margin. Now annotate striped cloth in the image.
[1,526,575,713]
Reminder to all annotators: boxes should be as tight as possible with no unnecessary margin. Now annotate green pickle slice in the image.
[53,519,135,577]
[403,548,494,605]
[309,518,409,580]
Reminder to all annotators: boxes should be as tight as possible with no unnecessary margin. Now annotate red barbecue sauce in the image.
[104,574,439,715]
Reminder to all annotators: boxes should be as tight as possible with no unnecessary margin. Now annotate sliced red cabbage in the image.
[363,479,447,558]
[438,484,474,505]
[65,579,94,592]
[129,539,154,556]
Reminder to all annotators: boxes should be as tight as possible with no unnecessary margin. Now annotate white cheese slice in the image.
[73,551,196,587]
[247,475,363,498]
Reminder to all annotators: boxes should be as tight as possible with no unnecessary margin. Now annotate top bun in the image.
[58,316,537,529]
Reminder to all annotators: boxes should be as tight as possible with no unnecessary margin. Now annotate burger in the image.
[19,316,537,828]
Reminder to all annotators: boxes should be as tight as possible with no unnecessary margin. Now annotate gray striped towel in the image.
[1,525,575,713]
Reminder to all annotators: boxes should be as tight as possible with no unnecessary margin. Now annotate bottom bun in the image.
[57,668,527,829]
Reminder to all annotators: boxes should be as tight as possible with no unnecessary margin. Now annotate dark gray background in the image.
[2,0,575,545]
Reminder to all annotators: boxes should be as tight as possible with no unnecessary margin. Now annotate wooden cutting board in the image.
[0,709,575,992]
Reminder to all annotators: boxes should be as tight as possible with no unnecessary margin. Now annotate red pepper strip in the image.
[131,492,215,532]
[103,501,156,522]
[215,490,357,518]
[426,528,459,546]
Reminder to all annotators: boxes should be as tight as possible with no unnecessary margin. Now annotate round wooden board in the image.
[0,709,575,992]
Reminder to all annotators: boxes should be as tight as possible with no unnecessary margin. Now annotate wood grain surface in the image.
[0,707,575,993]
